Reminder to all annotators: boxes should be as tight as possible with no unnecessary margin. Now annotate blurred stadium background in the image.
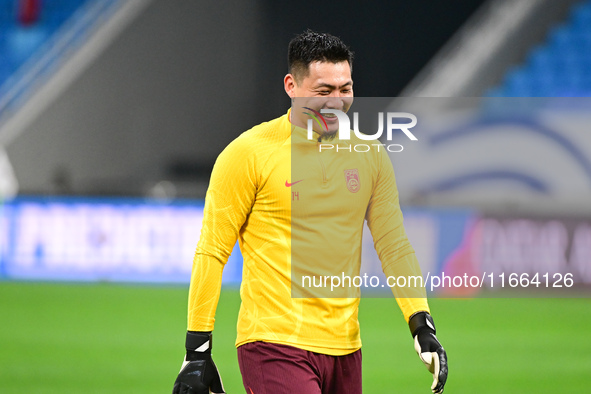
[1,0,590,392]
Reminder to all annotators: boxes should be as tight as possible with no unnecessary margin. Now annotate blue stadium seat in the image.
[492,0,591,97]
[0,0,92,88]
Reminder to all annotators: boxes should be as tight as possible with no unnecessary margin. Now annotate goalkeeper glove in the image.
[172,331,225,394]
[409,312,448,394]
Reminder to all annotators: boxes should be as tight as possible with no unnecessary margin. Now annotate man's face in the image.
[285,61,354,138]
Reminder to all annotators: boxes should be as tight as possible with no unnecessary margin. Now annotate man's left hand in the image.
[409,312,448,393]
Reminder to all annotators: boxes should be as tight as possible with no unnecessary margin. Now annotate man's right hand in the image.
[172,331,225,394]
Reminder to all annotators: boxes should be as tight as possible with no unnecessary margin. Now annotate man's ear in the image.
[284,74,297,98]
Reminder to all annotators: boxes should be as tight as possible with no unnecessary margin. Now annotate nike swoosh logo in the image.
[285,179,303,187]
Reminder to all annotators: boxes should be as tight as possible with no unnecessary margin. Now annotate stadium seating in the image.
[0,0,90,86]
[0,0,123,124]
[488,0,591,97]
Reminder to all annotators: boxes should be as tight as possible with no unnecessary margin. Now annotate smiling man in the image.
[286,56,354,140]
[172,30,448,394]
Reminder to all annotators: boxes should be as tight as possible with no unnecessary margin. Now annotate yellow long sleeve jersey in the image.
[188,111,429,356]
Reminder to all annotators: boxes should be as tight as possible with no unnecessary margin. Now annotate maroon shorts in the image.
[237,341,362,394]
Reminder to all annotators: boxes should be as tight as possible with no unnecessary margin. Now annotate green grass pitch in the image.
[1,281,590,393]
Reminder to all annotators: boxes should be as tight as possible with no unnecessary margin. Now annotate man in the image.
[173,30,448,394]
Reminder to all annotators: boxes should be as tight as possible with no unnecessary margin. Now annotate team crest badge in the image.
[344,169,360,193]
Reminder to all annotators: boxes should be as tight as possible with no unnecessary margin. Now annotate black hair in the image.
[288,29,354,83]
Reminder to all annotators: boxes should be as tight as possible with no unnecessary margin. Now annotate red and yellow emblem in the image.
[344,169,360,193]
